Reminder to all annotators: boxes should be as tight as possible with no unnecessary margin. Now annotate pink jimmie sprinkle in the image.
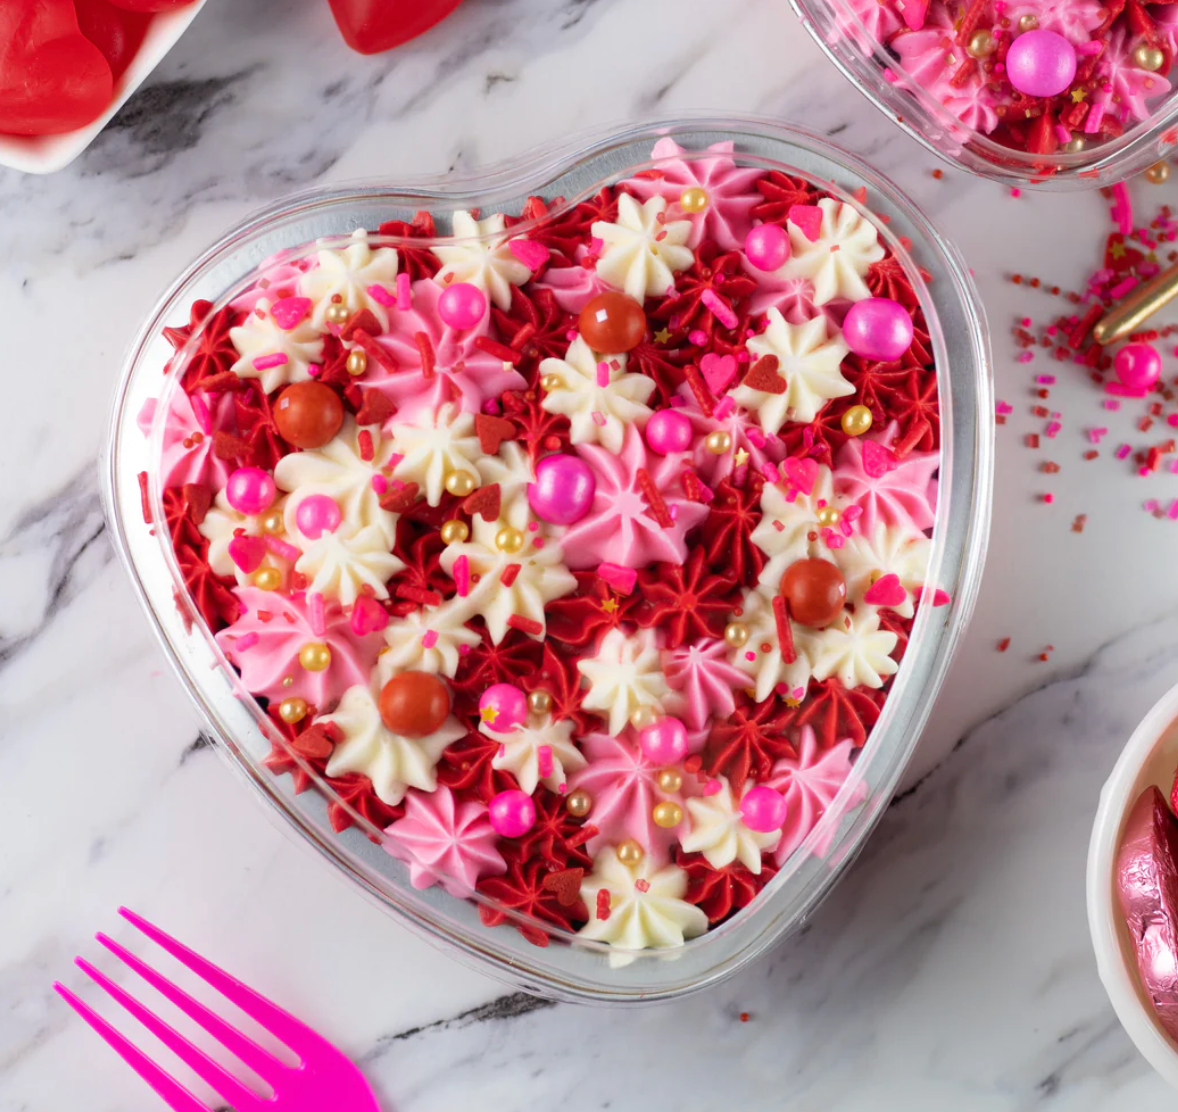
[689,329,709,346]
[1116,444,1132,460]
[634,878,651,893]
[1111,181,1133,234]
[1106,382,1146,398]
[1169,414,1178,428]
[598,562,638,595]
[746,427,767,448]
[1146,499,1162,512]
[1036,375,1057,385]
[1055,124,1072,144]
[366,283,397,307]
[233,632,260,652]
[537,745,553,779]
[596,361,610,388]
[252,352,289,371]
[1017,351,1034,364]
[371,474,388,494]
[1108,276,1138,300]
[701,288,738,330]
[762,461,781,483]
[1076,39,1102,54]
[591,411,607,427]
[421,630,439,649]
[308,593,326,637]
[995,400,1013,416]
[188,391,213,435]
[265,536,302,562]
[1087,427,1108,444]
[508,238,551,270]
[1169,500,1178,521]
[714,396,735,420]
[702,778,723,796]
[453,555,471,597]
[1104,399,1122,411]
[396,273,411,311]
[1045,421,1062,439]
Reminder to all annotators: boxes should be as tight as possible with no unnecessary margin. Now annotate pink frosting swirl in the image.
[157,387,237,491]
[673,387,786,485]
[1006,0,1104,44]
[383,788,506,897]
[215,586,381,706]
[560,426,709,569]
[1100,28,1173,123]
[622,138,763,251]
[533,246,610,314]
[832,422,939,538]
[368,278,526,422]
[663,637,751,730]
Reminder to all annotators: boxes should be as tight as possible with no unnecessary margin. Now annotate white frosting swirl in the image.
[390,403,484,507]
[295,523,405,607]
[679,777,781,873]
[229,298,325,393]
[749,468,842,593]
[197,490,291,585]
[778,198,885,305]
[484,714,586,795]
[838,524,932,620]
[729,586,814,703]
[378,598,482,681]
[806,607,899,689]
[431,211,532,310]
[475,440,535,531]
[591,194,693,302]
[299,228,400,329]
[577,627,670,736]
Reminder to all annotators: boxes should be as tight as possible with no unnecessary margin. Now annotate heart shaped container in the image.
[105,116,992,1003]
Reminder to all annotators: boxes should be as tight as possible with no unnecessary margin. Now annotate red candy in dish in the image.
[327,0,464,55]
[74,0,152,79]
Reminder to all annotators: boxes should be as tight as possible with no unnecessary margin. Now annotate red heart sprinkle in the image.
[508,239,551,270]
[862,439,899,479]
[350,594,390,635]
[742,355,787,395]
[788,204,824,242]
[782,456,818,495]
[863,573,907,608]
[463,483,501,522]
[541,867,585,906]
[227,536,268,574]
[355,389,395,427]
[379,482,419,513]
[476,414,517,455]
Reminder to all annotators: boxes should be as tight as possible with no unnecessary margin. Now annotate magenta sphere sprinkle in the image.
[488,790,536,838]
[638,716,688,765]
[478,683,528,732]
[740,786,788,832]
[1006,30,1077,98]
[437,282,488,330]
[225,467,276,516]
[1114,342,1162,391]
[644,409,694,455]
[842,297,914,362]
[295,494,342,539]
[527,454,596,525]
[744,223,791,272]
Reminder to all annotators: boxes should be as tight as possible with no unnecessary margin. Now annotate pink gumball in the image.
[644,409,694,455]
[638,716,688,765]
[528,454,596,525]
[437,282,488,330]
[745,223,791,272]
[489,790,536,838]
[295,494,342,539]
[1115,342,1162,391]
[1006,29,1077,98]
[842,297,914,362]
[479,683,528,732]
[225,467,276,515]
[740,786,788,832]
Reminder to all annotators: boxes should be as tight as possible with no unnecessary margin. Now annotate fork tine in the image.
[75,957,270,1112]
[120,907,317,1053]
[53,982,212,1112]
[96,931,286,1086]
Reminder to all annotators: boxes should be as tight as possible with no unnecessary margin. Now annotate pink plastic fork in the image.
[54,908,381,1112]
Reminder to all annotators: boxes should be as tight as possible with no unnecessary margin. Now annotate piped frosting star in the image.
[485,713,586,794]
[680,777,781,873]
[729,586,814,703]
[229,298,324,392]
[832,423,938,538]
[577,627,670,736]
[779,198,885,304]
[749,465,843,590]
[591,194,694,302]
[431,211,533,310]
[299,228,400,329]
[806,607,899,690]
[390,403,484,507]
[379,599,482,680]
[295,523,405,607]
[663,637,751,730]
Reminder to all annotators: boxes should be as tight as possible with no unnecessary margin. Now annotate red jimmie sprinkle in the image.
[394,584,442,607]
[138,471,153,524]
[568,824,599,848]
[415,331,436,379]
[507,614,543,636]
[771,593,796,665]
[474,335,521,364]
[636,468,673,527]
[997,637,1011,652]
[357,429,375,462]
[500,563,521,587]
[683,363,715,417]
[596,889,611,921]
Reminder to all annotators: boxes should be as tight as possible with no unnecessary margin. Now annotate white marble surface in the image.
[4,0,1178,1107]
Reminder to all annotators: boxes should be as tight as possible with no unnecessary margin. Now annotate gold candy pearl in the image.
[1134,43,1166,72]
[278,697,308,725]
[540,373,564,392]
[527,690,552,715]
[444,470,478,498]
[967,29,996,57]
[566,789,593,818]
[254,566,282,592]
[841,404,873,437]
[440,520,470,545]
[1146,160,1171,184]
[282,675,294,688]
[617,839,645,866]
[345,349,368,376]
[724,621,750,649]
[1018,13,1038,31]
[325,302,349,326]
[653,801,684,829]
[680,186,709,213]
[495,526,525,554]
[1062,137,1087,153]
[657,768,683,794]
[299,642,332,672]
[630,705,659,731]
[704,430,732,455]
[815,504,841,528]
[261,511,285,536]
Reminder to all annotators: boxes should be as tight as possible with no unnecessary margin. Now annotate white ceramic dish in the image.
[0,0,207,175]
[1088,679,1178,1088]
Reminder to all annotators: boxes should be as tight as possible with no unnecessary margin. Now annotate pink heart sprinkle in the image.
[270,296,313,331]
[350,594,390,636]
[788,204,824,242]
[227,536,267,574]
[863,573,907,607]
[782,456,818,495]
[861,439,898,479]
[700,352,738,394]
[509,239,551,270]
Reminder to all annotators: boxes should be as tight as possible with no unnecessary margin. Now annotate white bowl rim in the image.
[1087,678,1178,1087]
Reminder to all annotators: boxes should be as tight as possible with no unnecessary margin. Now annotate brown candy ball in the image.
[274,381,345,449]
[780,558,847,629]
[578,291,647,353]
[379,671,451,737]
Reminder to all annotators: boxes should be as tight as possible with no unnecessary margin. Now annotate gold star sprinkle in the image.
[653,328,672,345]
[480,705,499,724]
[734,447,750,466]
[601,597,619,613]
[1071,87,1087,103]
[784,696,802,708]
[1110,241,1127,259]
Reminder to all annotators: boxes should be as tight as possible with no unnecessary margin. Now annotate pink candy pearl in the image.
[295,494,342,539]
[527,454,596,525]
[488,790,536,838]
[644,409,694,455]
[744,223,791,272]
[437,282,487,330]
[1115,342,1162,391]
[225,467,276,515]
[842,297,914,362]
[1006,29,1077,98]
[740,786,788,832]
[479,683,528,732]
[638,716,688,765]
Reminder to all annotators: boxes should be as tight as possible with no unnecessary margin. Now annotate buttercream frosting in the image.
[299,228,400,330]
[577,627,670,736]
[432,211,532,310]
[680,777,781,872]
[591,194,694,302]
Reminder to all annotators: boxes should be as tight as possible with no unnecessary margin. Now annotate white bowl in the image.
[1088,680,1178,1087]
[0,0,207,175]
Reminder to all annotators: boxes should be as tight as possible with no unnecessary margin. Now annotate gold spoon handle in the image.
[1093,261,1178,344]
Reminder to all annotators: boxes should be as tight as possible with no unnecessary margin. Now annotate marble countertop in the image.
[4,0,1178,1107]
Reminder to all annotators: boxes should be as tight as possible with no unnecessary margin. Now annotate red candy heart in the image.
[350,594,391,636]
[462,483,501,522]
[354,389,396,428]
[475,414,516,455]
[0,0,113,136]
[379,482,419,513]
[270,296,313,331]
[327,0,464,55]
[227,536,267,574]
[741,354,787,395]
[863,573,907,608]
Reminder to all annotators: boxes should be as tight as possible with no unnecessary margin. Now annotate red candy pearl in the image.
[274,381,345,449]
[780,559,847,628]
[379,672,450,737]
[578,291,647,353]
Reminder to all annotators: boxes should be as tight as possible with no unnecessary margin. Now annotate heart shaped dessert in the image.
[110,122,990,996]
